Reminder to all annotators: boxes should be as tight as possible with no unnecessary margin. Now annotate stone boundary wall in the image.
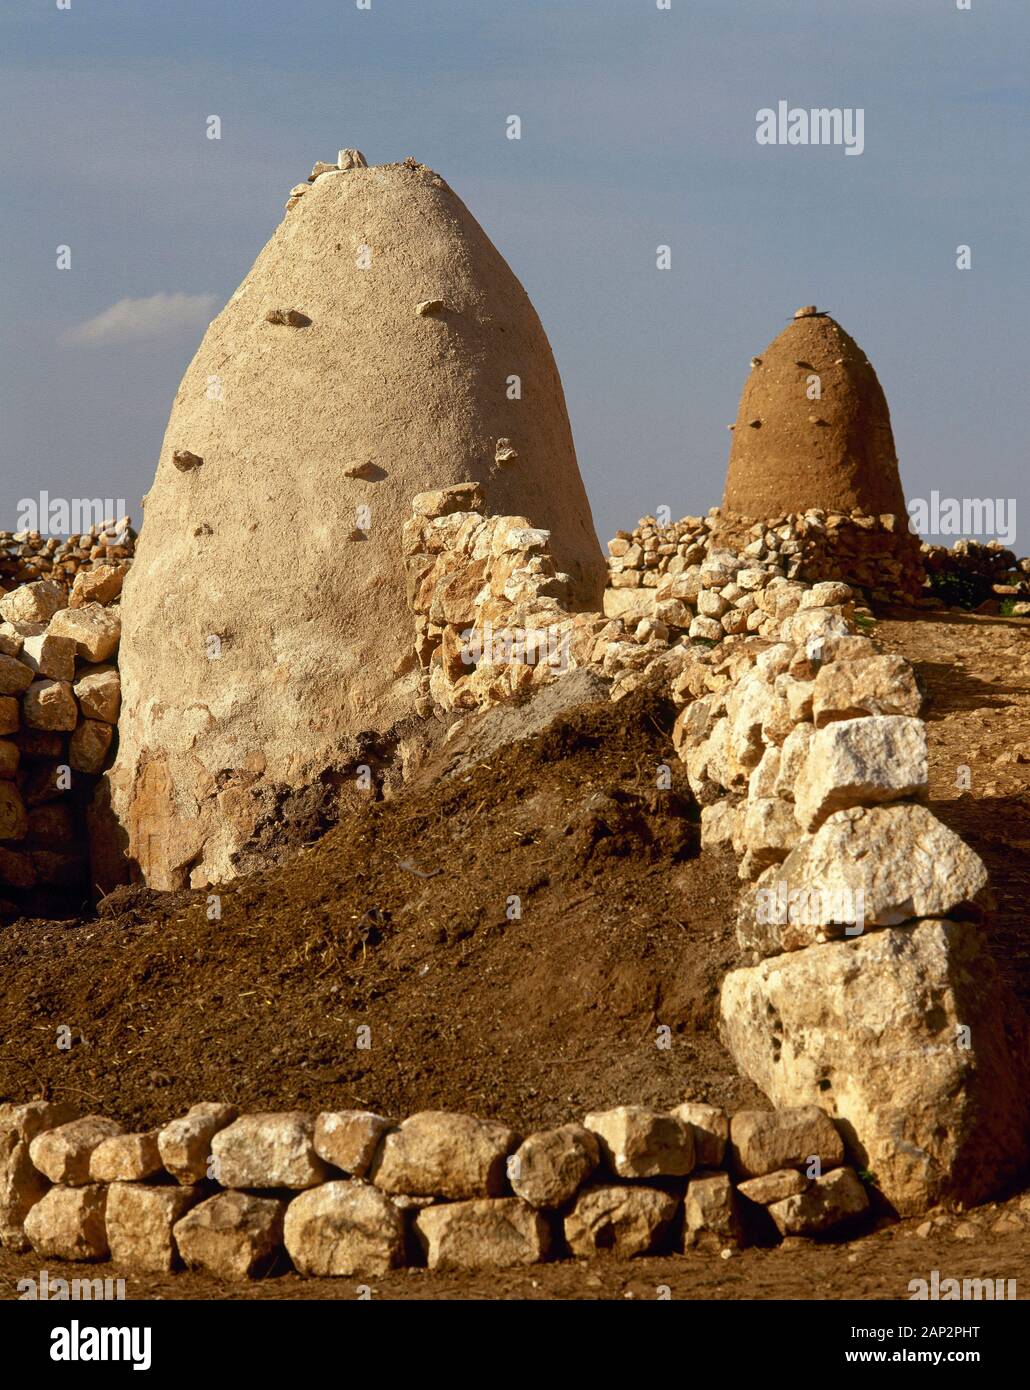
[1,493,1027,1254]
[403,492,904,719]
[404,488,1029,721]
[0,567,124,915]
[403,482,621,712]
[402,488,1030,1218]
[1,1099,873,1279]
[0,521,134,595]
[608,506,926,612]
[663,562,1030,1215]
[922,537,1030,613]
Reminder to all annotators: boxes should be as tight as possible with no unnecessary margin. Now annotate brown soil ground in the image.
[2,1200,1029,1301]
[0,608,1028,1301]
[0,682,761,1129]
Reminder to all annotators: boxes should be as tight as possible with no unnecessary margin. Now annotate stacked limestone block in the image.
[671,582,911,867]
[660,592,1030,1215]
[0,518,134,595]
[402,492,840,715]
[607,510,1030,627]
[411,499,1030,1217]
[1,1099,875,1278]
[0,567,123,915]
[606,506,924,618]
[403,484,620,713]
[404,489,929,720]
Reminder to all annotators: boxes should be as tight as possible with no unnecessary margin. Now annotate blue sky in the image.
[1,0,1027,548]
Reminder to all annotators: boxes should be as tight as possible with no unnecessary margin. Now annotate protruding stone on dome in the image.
[722,309,907,521]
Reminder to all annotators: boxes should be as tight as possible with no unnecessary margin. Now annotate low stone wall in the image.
[662,562,1030,1214]
[1,1100,873,1277]
[401,489,1030,1218]
[402,488,855,713]
[607,506,926,613]
[403,490,938,716]
[0,521,134,595]
[0,567,124,915]
[2,495,1027,1242]
[922,537,1030,613]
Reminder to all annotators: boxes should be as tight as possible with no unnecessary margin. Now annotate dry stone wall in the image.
[661,569,1030,1216]
[607,506,925,615]
[402,489,1030,1218]
[1,1099,874,1279]
[0,564,125,915]
[403,490,919,713]
[403,484,620,712]
[922,537,1030,613]
[1,484,1027,1231]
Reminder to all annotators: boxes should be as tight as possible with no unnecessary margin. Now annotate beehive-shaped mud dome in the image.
[110,156,605,889]
[723,307,907,520]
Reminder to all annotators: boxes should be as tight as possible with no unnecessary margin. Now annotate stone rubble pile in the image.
[0,566,123,915]
[0,519,134,596]
[403,485,1029,741]
[1,482,1025,1243]
[401,491,853,713]
[0,1099,874,1278]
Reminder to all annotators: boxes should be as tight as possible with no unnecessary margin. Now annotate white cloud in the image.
[61,292,217,346]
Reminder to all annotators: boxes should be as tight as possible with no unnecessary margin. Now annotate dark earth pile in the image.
[0,682,763,1129]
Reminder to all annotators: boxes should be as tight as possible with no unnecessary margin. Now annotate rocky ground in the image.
[2,1193,1028,1300]
[0,606,1027,1299]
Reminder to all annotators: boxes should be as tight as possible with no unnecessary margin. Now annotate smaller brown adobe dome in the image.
[722,307,907,520]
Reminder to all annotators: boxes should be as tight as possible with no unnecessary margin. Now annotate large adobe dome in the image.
[110,156,605,890]
[723,307,907,520]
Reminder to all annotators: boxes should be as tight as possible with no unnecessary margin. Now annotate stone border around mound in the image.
[402,489,1030,1219]
[2,1100,873,1279]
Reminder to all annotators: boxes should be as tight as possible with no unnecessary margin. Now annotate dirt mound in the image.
[111,156,605,892]
[723,307,907,520]
[0,680,761,1130]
